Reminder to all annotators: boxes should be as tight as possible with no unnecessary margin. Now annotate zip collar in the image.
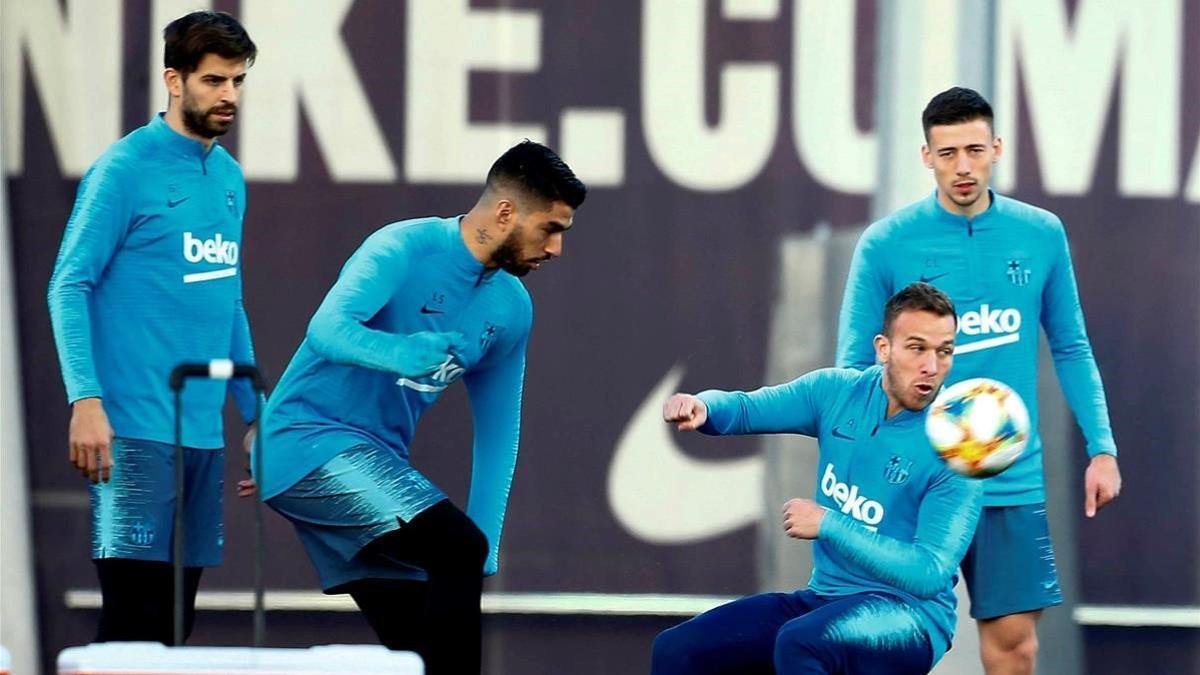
[925,188,1001,233]
[149,113,218,165]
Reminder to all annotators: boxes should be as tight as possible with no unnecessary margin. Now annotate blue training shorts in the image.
[267,442,447,592]
[961,503,1063,619]
[652,589,933,674]
[90,437,224,567]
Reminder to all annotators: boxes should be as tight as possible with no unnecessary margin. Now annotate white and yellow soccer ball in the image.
[925,378,1030,478]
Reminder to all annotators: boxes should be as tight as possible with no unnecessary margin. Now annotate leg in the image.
[95,559,203,643]
[92,439,206,642]
[773,593,932,675]
[962,504,1062,675]
[978,611,1040,675]
[361,500,488,675]
[651,590,820,675]
[344,578,429,652]
[266,445,464,670]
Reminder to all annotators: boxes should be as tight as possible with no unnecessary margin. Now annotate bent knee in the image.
[982,621,1039,665]
[773,622,824,664]
[1001,633,1039,661]
[461,519,489,569]
[651,625,704,673]
[429,505,489,571]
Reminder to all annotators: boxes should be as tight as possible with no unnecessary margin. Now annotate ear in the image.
[921,144,933,170]
[873,334,890,364]
[494,198,517,233]
[164,68,183,101]
[991,135,1004,162]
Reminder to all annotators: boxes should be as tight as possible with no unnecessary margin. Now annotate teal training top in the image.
[48,114,258,448]
[259,217,532,576]
[836,190,1117,506]
[698,366,983,666]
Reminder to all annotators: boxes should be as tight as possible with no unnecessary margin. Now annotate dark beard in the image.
[489,230,529,277]
[181,102,235,139]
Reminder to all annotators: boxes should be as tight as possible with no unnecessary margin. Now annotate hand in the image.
[237,478,258,498]
[782,498,827,540]
[663,393,708,431]
[1084,454,1121,517]
[396,331,468,377]
[69,397,114,483]
[238,423,258,499]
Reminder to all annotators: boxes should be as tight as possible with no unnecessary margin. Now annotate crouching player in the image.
[651,283,982,674]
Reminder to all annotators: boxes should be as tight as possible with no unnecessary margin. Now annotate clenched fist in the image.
[782,498,827,540]
[663,393,708,431]
[396,331,467,377]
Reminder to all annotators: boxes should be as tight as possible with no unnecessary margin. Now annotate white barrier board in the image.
[58,643,422,674]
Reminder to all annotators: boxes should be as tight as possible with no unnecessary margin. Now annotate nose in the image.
[955,154,972,175]
[920,350,940,376]
[221,80,239,105]
[544,232,563,258]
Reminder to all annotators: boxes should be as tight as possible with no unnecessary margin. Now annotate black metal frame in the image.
[169,362,266,647]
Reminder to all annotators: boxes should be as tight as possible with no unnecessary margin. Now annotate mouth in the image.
[914,382,935,397]
[952,180,975,194]
[528,257,551,271]
[210,109,237,123]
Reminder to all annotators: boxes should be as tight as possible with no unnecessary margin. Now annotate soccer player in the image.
[47,11,259,643]
[836,87,1122,675]
[256,141,585,674]
[652,283,982,675]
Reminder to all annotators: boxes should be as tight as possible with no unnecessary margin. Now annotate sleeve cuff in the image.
[67,390,103,405]
[817,509,850,542]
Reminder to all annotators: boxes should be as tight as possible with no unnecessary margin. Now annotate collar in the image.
[149,113,217,163]
[924,188,1000,229]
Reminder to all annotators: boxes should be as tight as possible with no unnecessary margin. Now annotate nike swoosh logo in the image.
[832,428,855,440]
[607,365,763,544]
[167,196,190,208]
[919,272,948,283]
[954,332,1020,355]
[419,305,443,314]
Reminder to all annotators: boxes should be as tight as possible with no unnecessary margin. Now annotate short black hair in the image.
[163,11,257,77]
[486,140,587,210]
[922,87,993,141]
[882,282,957,336]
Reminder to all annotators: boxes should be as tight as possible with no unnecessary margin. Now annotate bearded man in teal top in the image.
[652,283,982,674]
[259,140,585,674]
[47,11,259,644]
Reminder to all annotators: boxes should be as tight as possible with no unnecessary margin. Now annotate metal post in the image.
[173,386,185,646]
[170,362,267,647]
[253,392,265,647]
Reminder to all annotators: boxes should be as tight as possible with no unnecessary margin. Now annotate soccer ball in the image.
[925,378,1030,478]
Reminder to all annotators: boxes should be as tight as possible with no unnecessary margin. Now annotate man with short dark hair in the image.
[47,10,259,643]
[258,140,586,674]
[837,86,1122,674]
[652,283,982,674]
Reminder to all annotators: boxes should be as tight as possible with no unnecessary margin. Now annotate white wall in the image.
[0,65,41,675]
